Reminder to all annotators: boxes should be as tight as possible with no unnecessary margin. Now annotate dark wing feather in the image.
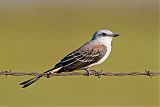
[56,43,107,73]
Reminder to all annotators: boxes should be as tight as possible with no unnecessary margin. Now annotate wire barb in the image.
[145,69,152,78]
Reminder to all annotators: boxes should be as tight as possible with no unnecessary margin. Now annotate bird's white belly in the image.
[87,45,111,68]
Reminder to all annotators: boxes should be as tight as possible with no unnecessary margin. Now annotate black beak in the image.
[112,33,119,37]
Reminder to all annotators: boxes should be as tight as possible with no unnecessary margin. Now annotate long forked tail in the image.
[19,67,60,88]
[19,74,43,88]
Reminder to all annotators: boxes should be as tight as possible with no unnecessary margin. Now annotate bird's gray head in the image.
[91,29,119,40]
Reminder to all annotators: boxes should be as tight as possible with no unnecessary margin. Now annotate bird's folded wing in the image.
[59,44,107,71]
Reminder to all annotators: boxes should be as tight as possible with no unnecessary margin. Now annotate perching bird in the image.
[19,29,119,88]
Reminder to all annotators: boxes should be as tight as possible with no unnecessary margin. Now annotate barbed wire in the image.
[0,70,159,78]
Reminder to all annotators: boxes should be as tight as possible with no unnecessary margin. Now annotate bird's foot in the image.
[83,69,102,78]
[84,71,91,77]
[94,69,102,78]
[83,69,92,77]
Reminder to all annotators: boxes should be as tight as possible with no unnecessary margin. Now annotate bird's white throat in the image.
[96,36,112,47]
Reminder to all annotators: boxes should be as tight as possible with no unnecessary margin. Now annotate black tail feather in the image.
[19,75,43,88]
[19,78,35,85]
[19,67,59,88]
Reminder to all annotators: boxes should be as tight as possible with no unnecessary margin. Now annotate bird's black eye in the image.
[102,33,106,35]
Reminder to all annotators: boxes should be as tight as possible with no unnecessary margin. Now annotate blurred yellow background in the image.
[0,0,159,107]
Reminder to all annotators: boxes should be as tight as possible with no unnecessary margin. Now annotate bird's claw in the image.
[84,71,91,77]
[95,69,102,78]
[95,72,101,78]
[83,69,102,78]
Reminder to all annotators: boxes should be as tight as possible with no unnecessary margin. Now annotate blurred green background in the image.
[0,0,159,107]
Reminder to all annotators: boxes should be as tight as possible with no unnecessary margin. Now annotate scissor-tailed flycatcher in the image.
[20,29,119,88]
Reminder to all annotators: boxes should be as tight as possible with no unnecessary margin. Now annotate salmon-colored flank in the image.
[92,44,106,51]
